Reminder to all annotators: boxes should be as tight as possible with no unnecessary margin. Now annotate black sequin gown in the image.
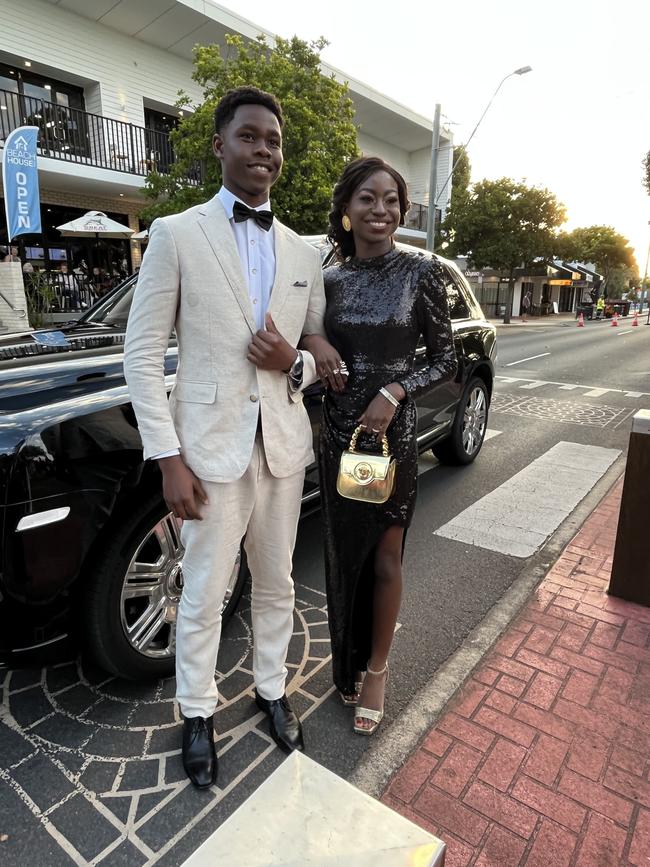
[319,246,457,694]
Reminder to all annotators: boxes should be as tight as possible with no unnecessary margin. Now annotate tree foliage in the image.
[443,177,566,322]
[140,34,359,233]
[557,225,637,288]
[443,177,566,271]
[643,150,650,196]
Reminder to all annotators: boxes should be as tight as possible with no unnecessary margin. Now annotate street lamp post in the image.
[434,67,532,224]
[425,104,441,252]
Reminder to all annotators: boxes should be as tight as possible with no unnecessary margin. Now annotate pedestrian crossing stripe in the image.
[417,430,502,475]
[495,376,650,399]
[434,441,620,558]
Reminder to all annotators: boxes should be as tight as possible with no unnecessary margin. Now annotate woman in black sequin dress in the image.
[303,157,456,734]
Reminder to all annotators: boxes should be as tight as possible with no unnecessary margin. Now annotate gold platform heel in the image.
[353,663,389,735]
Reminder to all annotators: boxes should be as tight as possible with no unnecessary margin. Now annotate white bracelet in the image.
[379,386,400,408]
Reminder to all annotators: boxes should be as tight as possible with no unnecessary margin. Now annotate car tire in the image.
[82,493,249,680]
[432,376,489,466]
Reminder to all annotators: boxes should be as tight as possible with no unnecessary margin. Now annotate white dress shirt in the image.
[216,186,276,330]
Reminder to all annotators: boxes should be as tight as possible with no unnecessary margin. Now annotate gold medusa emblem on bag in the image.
[352,461,374,484]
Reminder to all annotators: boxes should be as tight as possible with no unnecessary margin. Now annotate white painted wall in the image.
[357,132,411,180]
[0,0,203,127]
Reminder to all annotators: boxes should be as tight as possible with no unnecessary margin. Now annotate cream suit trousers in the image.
[175,437,304,719]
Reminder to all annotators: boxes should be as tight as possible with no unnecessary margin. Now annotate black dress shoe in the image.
[182,714,218,789]
[255,691,305,753]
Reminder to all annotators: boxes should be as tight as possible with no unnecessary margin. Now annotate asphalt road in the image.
[2,318,649,866]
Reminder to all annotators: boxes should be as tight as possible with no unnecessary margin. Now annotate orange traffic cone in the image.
[611,312,619,327]
[632,310,639,326]
[577,312,585,327]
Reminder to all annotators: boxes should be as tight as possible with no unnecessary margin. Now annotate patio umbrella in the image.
[56,210,134,239]
[131,229,149,240]
[56,210,134,278]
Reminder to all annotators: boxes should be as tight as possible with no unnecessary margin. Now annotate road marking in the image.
[496,376,650,399]
[417,430,501,475]
[434,441,621,558]
[506,352,550,367]
[582,388,610,397]
[519,381,549,389]
[483,429,502,442]
[617,329,634,335]
[613,407,639,430]
[625,392,643,398]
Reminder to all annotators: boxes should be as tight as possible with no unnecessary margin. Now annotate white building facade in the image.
[0,0,452,278]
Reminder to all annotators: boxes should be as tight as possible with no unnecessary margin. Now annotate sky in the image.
[219,0,650,273]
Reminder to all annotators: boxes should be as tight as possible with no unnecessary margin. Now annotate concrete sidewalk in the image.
[488,313,576,329]
[489,310,648,329]
[381,478,650,866]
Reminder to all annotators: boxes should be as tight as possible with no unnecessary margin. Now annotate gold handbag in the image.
[337,425,396,504]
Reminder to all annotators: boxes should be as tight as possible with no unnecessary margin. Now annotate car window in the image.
[76,276,136,327]
[442,268,471,320]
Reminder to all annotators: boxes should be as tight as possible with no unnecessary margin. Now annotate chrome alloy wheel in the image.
[462,386,487,456]
[120,513,241,659]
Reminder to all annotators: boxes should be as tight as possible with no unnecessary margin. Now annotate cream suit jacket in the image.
[123,196,326,482]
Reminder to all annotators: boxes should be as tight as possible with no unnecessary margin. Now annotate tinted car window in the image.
[442,269,470,320]
[79,277,136,327]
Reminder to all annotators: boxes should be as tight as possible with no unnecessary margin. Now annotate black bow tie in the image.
[233,201,274,231]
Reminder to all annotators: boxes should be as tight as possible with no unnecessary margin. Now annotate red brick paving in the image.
[382,478,650,865]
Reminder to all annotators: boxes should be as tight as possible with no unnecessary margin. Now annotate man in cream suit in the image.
[124,87,327,789]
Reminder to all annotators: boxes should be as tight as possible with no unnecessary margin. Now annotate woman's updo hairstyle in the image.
[328,156,410,260]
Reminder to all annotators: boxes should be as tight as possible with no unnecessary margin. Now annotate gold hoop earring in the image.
[342,215,352,232]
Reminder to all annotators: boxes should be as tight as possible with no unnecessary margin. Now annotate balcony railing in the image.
[0,89,203,184]
[404,202,441,234]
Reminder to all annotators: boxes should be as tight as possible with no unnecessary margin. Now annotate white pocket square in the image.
[292,280,308,287]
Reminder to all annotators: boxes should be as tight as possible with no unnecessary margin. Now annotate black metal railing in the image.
[405,202,428,232]
[24,272,124,315]
[0,89,203,184]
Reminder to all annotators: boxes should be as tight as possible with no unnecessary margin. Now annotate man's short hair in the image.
[214,86,284,133]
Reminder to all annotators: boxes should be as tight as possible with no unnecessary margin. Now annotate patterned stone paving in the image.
[491,394,629,428]
[0,586,335,866]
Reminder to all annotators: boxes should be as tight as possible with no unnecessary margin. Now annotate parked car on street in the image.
[0,243,496,679]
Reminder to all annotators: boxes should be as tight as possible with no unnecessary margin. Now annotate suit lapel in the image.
[267,220,291,318]
[197,197,257,334]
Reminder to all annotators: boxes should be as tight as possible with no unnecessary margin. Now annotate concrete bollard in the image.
[608,409,650,606]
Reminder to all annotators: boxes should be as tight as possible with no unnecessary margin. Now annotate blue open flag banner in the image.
[1,126,42,241]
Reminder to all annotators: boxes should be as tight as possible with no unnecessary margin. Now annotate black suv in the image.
[0,245,496,678]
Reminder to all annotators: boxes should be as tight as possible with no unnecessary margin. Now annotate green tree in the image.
[140,34,359,234]
[444,177,567,323]
[437,145,471,247]
[557,226,637,292]
[643,150,650,196]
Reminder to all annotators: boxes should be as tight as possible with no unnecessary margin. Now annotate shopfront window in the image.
[1,201,132,311]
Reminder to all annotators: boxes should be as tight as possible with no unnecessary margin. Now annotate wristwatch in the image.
[286,350,304,384]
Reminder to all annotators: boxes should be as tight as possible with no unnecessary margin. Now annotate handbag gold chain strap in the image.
[349,424,391,458]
